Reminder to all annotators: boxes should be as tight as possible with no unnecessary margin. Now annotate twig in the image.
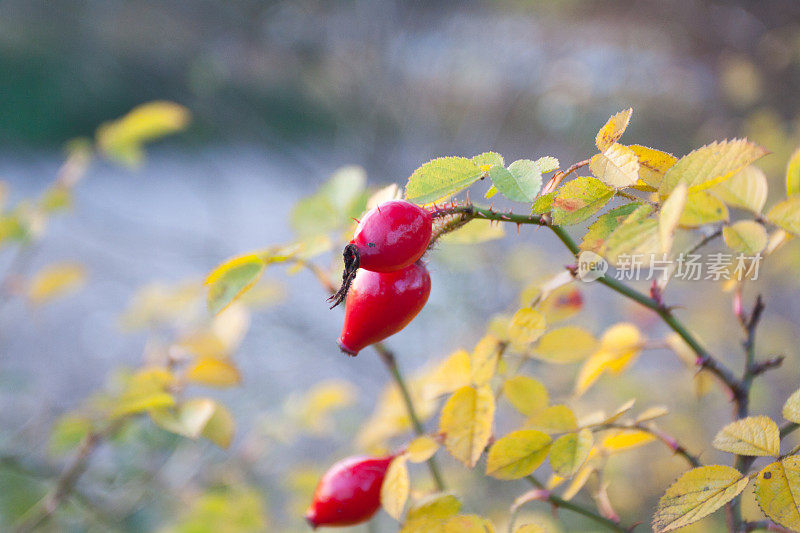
[373,343,446,491]
[14,431,103,533]
[602,423,702,468]
[523,475,629,532]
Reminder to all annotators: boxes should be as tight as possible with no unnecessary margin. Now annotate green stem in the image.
[373,343,446,491]
[524,476,628,532]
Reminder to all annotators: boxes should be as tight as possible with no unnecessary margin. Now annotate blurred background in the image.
[1,0,799,531]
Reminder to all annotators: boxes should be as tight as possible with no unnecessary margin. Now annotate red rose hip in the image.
[338,261,431,356]
[352,200,432,273]
[305,455,394,528]
[329,200,431,307]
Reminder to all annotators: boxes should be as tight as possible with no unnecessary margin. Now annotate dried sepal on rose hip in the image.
[328,200,432,308]
[305,454,395,528]
[337,261,431,356]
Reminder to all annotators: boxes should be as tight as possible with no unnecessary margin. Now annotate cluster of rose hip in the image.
[332,199,434,357]
[305,201,433,528]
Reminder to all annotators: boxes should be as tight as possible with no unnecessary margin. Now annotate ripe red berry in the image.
[338,261,431,356]
[352,200,432,273]
[329,200,432,308]
[305,455,394,528]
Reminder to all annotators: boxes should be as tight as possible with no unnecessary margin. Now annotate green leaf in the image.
[652,465,749,532]
[406,157,483,205]
[535,156,560,174]
[201,402,235,448]
[660,139,768,196]
[783,389,800,423]
[439,385,495,467]
[49,415,92,455]
[787,148,800,197]
[206,254,266,315]
[406,494,461,523]
[471,152,505,169]
[580,202,645,253]
[604,216,660,266]
[712,415,780,456]
[551,177,614,225]
[712,166,768,213]
[503,376,549,416]
[550,429,593,477]
[659,183,688,254]
[486,430,552,480]
[723,221,768,255]
[590,143,640,188]
[489,160,542,203]
[525,405,578,434]
[767,197,800,236]
[531,192,555,215]
[679,191,729,227]
[754,456,800,531]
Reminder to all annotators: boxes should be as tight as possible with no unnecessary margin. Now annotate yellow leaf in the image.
[787,147,800,197]
[525,405,577,434]
[291,380,356,434]
[486,429,552,480]
[439,385,495,467]
[508,308,546,347]
[601,399,636,425]
[503,376,548,416]
[406,436,440,463]
[596,108,633,151]
[660,139,769,196]
[515,525,547,533]
[110,368,175,418]
[185,356,241,388]
[652,465,749,532]
[630,145,678,189]
[563,462,595,500]
[713,165,768,213]
[604,217,660,267]
[533,326,597,363]
[441,219,505,244]
[471,335,500,386]
[712,415,780,456]
[201,402,235,448]
[575,324,642,395]
[96,101,190,166]
[381,455,410,520]
[405,493,461,523]
[783,389,800,423]
[659,183,688,254]
[425,350,472,398]
[723,221,768,255]
[538,284,583,323]
[636,406,669,423]
[205,254,266,315]
[767,197,800,236]
[590,143,640,188]
[754,456,800,531]
[679,191,730,227]
[150,397,217,439]
[550,429,593,477]
[601,429,656,452]
[444,515,495,533]
[27,262,86,304]
[599,323,643,373]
